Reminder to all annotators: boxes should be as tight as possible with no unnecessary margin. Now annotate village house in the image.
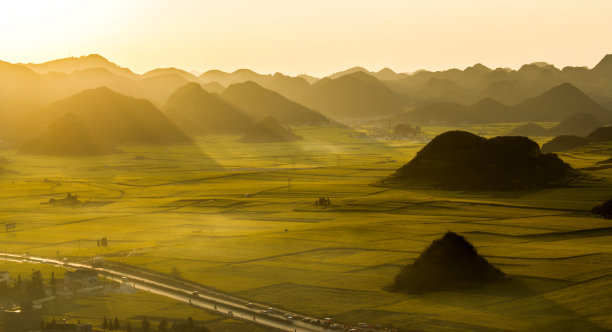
[64,270,98,290]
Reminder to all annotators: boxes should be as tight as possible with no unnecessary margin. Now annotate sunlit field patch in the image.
[1,125,612,330]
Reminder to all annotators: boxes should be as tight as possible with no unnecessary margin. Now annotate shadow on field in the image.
[447,275,608,331]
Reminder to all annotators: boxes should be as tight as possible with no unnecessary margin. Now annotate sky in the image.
[1,0,611,77]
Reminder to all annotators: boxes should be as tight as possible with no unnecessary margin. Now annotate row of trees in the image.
[101,316,211,332]
[0,270,48,304]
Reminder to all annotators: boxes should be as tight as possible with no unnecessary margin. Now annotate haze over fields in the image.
[2,1,612,331]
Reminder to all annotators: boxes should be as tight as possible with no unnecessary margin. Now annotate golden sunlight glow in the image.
[1,0,611,75]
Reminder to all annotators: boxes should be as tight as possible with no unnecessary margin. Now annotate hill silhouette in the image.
[549,113,603,136]
[592,54,612,76]
[199,69,311,101]
[391,102,469,125]
[138,73,191,105]
[327,66,407,81]
[542,126,612,153]
[43,87,191,145]
[298,74,319,84]
[300,71,405,119]
[143,67,200,82]
[541,135,589,153]
[238,117,302,143]
[387,131,576,190]
[465,98,515,123]
[165,83,252,135]
[328,66,370,80]
[508,113,603,138]
[22,54,136,78]
[393,232,504,292]
[585,126,612,142]
[201,81,225,93]
[508,123,549,136]
[221,81,328,125]
[21,113,117,156]
[199,69,261,86]
[514,83,612,122]
[0,60,49,103]
[592,198,612,219]
[479,80,527,105]
[415,78,472,104]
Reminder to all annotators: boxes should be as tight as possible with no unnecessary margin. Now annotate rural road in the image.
[0,252,337,332]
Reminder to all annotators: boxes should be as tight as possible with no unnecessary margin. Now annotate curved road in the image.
[0,253,336,332]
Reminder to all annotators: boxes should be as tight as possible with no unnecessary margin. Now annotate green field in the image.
[1,125,612,331]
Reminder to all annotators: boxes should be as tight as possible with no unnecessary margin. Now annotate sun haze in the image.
[1,0,611,75]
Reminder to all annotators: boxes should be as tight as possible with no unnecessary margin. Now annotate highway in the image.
[0,252,335,332]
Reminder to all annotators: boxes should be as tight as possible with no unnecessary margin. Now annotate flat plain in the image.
[1,125,611,331]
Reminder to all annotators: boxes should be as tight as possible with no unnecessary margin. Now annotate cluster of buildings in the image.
[0,268,134,331]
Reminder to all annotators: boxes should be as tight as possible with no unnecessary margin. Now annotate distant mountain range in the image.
[2,53,612,148]
[391,82,612,125]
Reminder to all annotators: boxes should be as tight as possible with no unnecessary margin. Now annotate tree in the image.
[26,270,45,300]
[126,321,132,332]
[158,318,168,331]
[50,272,56,295]
[393,123,421,138]
[142,317,151,332]
[114,317,120,330]
[187,317,194,327]
[102,317,108,330]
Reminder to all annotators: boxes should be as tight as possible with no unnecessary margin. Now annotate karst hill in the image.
[387,131,576,190]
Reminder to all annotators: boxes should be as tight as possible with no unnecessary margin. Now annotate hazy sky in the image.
[1,0,611,76]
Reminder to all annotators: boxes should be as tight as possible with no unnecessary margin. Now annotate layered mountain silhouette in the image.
[479,80,527,105]
[508,123,549,136]
[21,54,136,78]
[165,82,252,135]
[3,53,612,144]
[199,69,311,101]
[138,73,191,105]
[548,113,603,136]
[414,78,472,104]
[393,232,504,292]
[21,113,117,156]
[143,67,200,82]
[0,60,49,103]
[391,101,470,126]
[514,83,612,122]
[509,113,603,137]
[238,117,302,143]
[541,135,590,154]
[387,131,576,190]
[592,54,612,76]
[201,81,225,93]
[542,126,612,153]
[220,81,328,125]
[327,66,408,81]
[41,87,190,146]
[394,83,611,125]
[300,71,405,119]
